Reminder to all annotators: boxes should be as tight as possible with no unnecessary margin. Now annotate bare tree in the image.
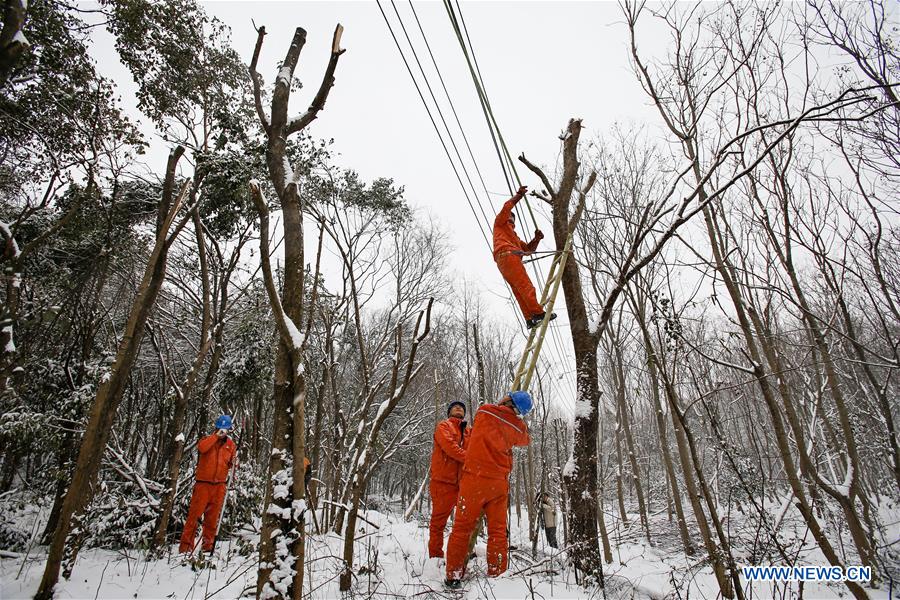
[247,22,344,600]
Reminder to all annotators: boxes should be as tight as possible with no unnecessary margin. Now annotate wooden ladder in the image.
[511,232,572,391]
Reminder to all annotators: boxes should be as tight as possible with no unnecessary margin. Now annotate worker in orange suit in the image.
[429,401,470,558]
[493,186,555,329]
[178,415,237,554]
[444,391,532,588]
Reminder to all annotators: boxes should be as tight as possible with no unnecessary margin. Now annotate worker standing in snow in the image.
[178,415,237,554]
[428,401,470,558]
[493,186,555,329]
[539,492,559,549]
[444,392,532,587]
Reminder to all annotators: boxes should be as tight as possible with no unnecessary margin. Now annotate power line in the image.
[441,0,515,196]
[374,0,491,250]
[449,1,577,406]
[444,0,579,406]
[378,0,577,408]
[406,0,493,205]
[387,0,495,232]
[374,0,528,339]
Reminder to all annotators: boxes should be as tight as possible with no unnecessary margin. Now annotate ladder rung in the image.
[512,232,574,392]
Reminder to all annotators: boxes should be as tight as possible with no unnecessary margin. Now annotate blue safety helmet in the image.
[215,415,233,430]
[508,391,534,416]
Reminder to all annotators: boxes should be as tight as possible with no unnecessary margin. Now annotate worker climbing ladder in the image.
[512,232,572,391]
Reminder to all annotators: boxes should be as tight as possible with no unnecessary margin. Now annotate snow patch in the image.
[3,326,15,354]
[276,65,292,86]
[272,484,290,500]
[11,30,29,47]
[283,316,305,352]
[292,499,307,520]
[374,399,390,423]
[562,454,577,478]
[1,499,885,600]
[282,155,294,189]
[588,313,601,335]
[834,462,853,497]
[174,433,185,443]
[0,222,18,259]
[573,399,593,419]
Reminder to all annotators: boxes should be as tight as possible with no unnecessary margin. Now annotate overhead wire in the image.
[452,0,522,187]
[387,0,495,232]
[445,0,578,407]
[374,0,528,346]
[406,0,493,204]
[373,0,491,250]
[440,0,515,196]
[378,0,576,407]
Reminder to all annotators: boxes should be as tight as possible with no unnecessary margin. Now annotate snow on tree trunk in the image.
[248,23,344,600]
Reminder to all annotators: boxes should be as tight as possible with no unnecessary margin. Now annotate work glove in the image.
[514,185,528,200]
[535,229,544,241]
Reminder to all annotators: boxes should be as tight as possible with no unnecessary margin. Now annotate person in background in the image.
[178,415,236,554]
[540,492,558,549]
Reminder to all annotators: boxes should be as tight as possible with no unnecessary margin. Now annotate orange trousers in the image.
[178,481,226,553]
[445,473,509,579]
[428,480,460,558]
[496,254,542,319]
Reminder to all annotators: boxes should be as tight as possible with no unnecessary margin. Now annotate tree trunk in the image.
[527,118,604,584]
[35,147,188,600]
[758,178,875,571]
[595,411,613,563]
[664,370,734,599]
[700,204,869,600]
[250,23,343,599]
[151,207,213,550]
[611,337,650,542]
[629,285,693,555]
[614,419,629,526]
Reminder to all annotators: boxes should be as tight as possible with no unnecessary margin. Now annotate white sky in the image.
[90,1,672,411]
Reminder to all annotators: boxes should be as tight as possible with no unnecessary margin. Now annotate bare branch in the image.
[287,24,346,135]
[248,24,271,135]
[519,153,558,199]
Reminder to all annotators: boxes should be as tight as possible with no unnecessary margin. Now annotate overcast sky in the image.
[91,1,674,411]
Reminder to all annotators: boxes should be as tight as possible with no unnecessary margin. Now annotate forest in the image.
[0,0,898,598]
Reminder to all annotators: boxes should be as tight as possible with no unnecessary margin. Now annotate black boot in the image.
[526,312,557,329]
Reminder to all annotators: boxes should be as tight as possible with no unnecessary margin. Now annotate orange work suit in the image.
[446,404,530,579]
[493,195,542,319]
[179,433,236,553]
[428,416,470,558]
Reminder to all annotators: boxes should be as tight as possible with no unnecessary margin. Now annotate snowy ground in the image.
[2,498,898,599]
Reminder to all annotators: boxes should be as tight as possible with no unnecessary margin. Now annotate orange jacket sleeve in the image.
[521,235,540,253]
[494,196,519,228]
[197,433,218,454]
[510,417,530,447]
[435,420,467,464]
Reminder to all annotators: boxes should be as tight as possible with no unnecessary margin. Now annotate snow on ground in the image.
[2,498,898,599]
